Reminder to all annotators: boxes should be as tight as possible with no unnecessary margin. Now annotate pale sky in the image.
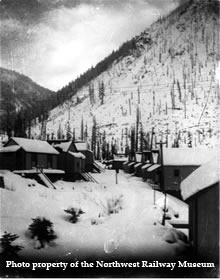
[0,0,183,91]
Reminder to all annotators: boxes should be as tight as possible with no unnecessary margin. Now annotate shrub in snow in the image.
[0,232,23,259]
[64,207,85,223]
[28,217,57,249]
[91,217,103,225]
[106,195,123,215]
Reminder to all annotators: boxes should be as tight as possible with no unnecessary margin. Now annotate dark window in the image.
[48,155,53,168]
[174,169,180,177]
[31,153,37,168]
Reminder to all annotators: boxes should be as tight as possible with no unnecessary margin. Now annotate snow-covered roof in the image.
[181,156,220,200]
[68,151,86,159]
[134,163,142,168]
[13,169,65,174]
[8,137,59,155]
[163,148,217,166]
[128,162,136,166]
[0,145,21,153]
[54,141,72,152]
[75,142,88,151]
[141,163,152,170]
[147,164,161,172]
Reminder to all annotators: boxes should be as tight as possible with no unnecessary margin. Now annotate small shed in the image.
[112,154,127,170]
[123,160,129,172]
[134,152,143,177]
[54,141,86,179]
[74,142,94,172]
[181,157,219,262]
[141,163,152,180]
[0,137,59,170]
[134,150,153,177]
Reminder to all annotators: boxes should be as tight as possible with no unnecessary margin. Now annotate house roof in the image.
[181,156,220,200]
[68,151,86,159]
[163,148,217,166]
[74,142,88,151]
[54,141,72,152]
[147,164,161,172]
[7,137,59,154]
[141,163,152,170]
[0,145,21,153]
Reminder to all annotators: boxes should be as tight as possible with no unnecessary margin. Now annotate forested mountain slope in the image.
[31,0,219,153]
[0,67,55,137]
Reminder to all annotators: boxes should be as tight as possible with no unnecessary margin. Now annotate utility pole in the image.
[156,140,167,226]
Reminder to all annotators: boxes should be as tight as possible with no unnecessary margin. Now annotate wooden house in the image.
[181,157,219,263]
[111,154,127,170]
[123,152,138,173]
[54,141,86,179]
[122,160,130,172]
[0,137,59,171]
[134,152,143,177]
[140,150,159,179]
[146,148,217,196]
[74,142,94,172]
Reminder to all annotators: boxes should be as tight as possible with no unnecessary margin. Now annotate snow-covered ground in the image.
[0,169,189,263]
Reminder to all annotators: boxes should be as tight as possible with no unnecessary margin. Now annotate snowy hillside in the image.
[31,0,219,152]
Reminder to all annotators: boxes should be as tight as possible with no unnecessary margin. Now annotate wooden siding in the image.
[188,183,219,262]
[164,165,199,191]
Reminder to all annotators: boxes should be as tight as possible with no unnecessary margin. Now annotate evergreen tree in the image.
[57,123,62,139]
[130,127,136,161]
[28,217,57,249]
[64,207,84,223]
[140,123,144,152]
[135,107,140,151]
[91,116,97,156]
[72,128,76,141]
[84,122,88,141]
[66,121,72,140]
[0,232,23,259]
[99,81,105,105]
[89,83,95,105]
[81,116,84,141]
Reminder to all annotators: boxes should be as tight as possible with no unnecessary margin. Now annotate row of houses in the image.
[122,148,217,197]
[121,147,219,263]
[0,137,95,182]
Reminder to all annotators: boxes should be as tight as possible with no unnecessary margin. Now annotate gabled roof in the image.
[163,148,217,166]
[6,137,59,154]
[147,164,161,172]
[54,141,72,152]
[181,156,219,200]
[68,151,86,159]
[75,142,88,151]
[0,145,21,153]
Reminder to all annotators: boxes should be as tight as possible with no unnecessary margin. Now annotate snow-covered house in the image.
[54,141,85,179]
[181,156,219,262]
[124,150,155,175]
[141,149,159,179]
[74,142,94,172]
[0,137,59,171]
[146,148,217,196]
